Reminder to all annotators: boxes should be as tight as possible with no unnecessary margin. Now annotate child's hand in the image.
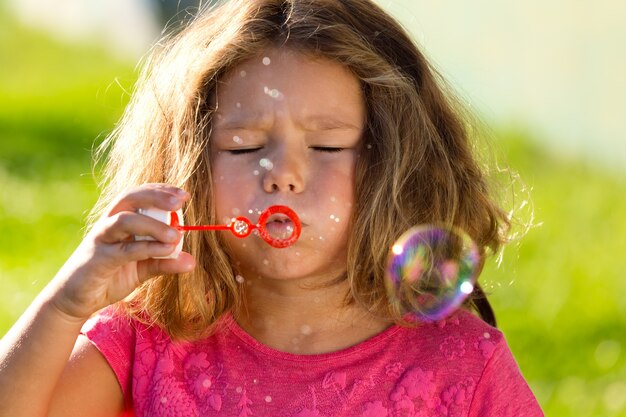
[47,184,195,322]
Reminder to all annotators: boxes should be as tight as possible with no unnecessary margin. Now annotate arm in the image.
[0,184,194,417]
[0,302,125,417]
[49,335,125,417]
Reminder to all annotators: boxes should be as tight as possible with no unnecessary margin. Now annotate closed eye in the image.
[228,148,262,155]
[310,146,344,153]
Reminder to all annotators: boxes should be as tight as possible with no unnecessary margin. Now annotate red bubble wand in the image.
[169,205,301,248]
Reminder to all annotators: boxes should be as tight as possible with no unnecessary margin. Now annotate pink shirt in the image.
[81,306,543,416]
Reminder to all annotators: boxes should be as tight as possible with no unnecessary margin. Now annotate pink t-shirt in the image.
[81,306,543,417]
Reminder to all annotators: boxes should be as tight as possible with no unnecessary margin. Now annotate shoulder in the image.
[398,308,503,363]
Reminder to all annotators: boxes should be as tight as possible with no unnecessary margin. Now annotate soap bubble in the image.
[385,225,480,322]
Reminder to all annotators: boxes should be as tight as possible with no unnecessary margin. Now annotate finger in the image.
[101,240,182,265]
[106,184,190,216]
[136,252,196,283]
[95,211,182,244]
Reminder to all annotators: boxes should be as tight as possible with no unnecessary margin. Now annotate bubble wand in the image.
[138,205,301,250]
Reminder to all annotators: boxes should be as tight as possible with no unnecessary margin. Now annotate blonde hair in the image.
[92,0,511,340]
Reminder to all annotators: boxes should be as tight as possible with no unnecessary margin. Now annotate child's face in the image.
[210,48,365,282]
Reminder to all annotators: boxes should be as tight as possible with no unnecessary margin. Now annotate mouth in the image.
[264,214,298,240]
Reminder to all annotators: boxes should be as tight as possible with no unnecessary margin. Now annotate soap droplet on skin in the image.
[263,259,269,265]
[248,209,254,214]
[259,158,274,170]
[330,214,335,220]
[262,56,271,65]
[300,324,312,335]
[236,102,241,108]
[233,135,243,144]
[263,88,283,100]
[253,170,260,176]
[240,70,247,77]
[236,275,245,284]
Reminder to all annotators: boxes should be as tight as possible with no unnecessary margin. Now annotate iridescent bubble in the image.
[385,225,480,322]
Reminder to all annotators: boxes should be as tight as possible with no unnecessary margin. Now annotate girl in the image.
[0,0,544,416]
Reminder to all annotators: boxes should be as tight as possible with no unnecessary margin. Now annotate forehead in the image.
[215,48,365,122]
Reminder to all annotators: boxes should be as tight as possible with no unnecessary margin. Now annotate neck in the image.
[234,275,390,354]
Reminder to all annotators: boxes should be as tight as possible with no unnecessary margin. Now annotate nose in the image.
[262,147,306,194]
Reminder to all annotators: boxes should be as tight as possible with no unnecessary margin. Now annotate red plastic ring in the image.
[257,205,302,248]
[228,216,255,238]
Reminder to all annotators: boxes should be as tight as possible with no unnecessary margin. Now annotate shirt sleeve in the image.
[80,306,136,400]
[467,335,544,417]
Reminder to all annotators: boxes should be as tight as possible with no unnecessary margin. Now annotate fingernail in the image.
[166,228,179,241]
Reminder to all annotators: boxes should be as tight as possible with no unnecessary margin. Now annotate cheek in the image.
[315,158,356,206]
[212,162,239,214]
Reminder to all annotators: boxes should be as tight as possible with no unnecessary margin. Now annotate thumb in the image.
[137,252,196,282]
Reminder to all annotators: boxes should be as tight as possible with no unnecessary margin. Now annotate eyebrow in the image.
[299,115,362,131]
[214,112,272,130]
[215,113,362,131]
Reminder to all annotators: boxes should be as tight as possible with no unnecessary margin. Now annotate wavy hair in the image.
[91,0,511,340]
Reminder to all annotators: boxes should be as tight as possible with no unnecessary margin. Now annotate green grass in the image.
[0,9,133,321]
[1,8,625,417]
[482,131,626,416]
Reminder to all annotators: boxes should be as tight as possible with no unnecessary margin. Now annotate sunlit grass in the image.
[0,9,132,329]
[484,130,626,416]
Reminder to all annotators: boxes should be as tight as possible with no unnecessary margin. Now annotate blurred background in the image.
[0,0,624,415]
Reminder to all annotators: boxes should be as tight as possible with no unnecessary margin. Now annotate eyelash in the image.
[228,148,261,155]
[228,147,344,155]
[311,147,344,153]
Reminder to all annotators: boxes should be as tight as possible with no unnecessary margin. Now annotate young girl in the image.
[0,0,544,416]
